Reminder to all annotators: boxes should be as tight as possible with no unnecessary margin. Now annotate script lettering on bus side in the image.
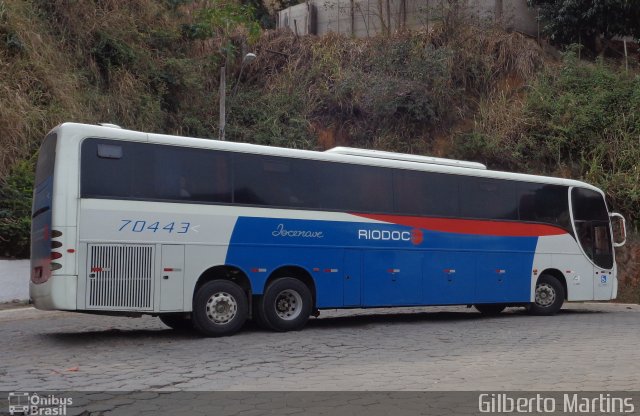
[272,224,324,239]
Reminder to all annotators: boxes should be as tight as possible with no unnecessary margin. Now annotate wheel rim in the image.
[535,283,556,307]
[274,289,303,321]
[205,292,238,325]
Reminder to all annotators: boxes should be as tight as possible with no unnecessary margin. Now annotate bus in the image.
[30,123,627,336]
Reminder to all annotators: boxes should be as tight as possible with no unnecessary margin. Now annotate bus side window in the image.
[394,170,423,216]
[233,154,288,206]
[82,139,152,199]
[313,161,347,211]
[212,155,231,202]
[459,178,517,221]
[179,176,191,198]
[518,184,570,230]
[341,165,393,213]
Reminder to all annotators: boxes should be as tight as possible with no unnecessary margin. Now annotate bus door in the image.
[343,250,362,306]
[576,220,614,300]
[571,188,615,300]
[362,251,421,306]
[423,251,475,304]
[160,245,184,310]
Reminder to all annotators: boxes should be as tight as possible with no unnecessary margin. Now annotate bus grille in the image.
[87,244,154,311]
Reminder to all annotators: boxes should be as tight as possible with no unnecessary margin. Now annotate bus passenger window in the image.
[459,178,517,220]
[518,184,570,229]
[179,177,191,198]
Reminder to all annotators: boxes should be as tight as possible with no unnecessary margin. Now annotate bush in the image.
[0,160,34,258]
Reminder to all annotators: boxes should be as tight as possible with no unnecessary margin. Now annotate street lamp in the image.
[219,52,257,141]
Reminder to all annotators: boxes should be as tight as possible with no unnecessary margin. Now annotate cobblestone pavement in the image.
[1,303,639,392]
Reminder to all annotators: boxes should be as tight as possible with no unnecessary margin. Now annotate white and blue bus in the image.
[31,123,627,336]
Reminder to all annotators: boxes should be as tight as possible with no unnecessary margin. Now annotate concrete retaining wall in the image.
[0,260,30,302]
[277,0,539,38]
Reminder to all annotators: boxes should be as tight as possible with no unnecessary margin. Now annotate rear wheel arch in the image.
[194,265,252,300]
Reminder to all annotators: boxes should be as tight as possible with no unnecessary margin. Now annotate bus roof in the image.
[51,122,603,194]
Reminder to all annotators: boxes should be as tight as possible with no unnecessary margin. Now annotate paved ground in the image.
[0,303,639,392]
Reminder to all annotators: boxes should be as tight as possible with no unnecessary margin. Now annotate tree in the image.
[529,0,640,53]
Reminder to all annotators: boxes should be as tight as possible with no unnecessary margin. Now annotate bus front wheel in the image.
[192,280,248,336]
[261,278,312,332]
[528,274,565,316]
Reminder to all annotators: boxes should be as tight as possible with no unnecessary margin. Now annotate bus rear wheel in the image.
[474,304,506,315]
[192,280,248,337]
[261,278,312,332]
[528,274,565,316]
[159,314,192,331]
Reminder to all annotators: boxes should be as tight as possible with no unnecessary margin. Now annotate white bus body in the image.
[30,123,626,336]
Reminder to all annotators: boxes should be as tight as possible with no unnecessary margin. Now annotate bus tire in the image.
[192,280,248,337]
[474,304,506,315]
[262,278,312,332]
[159,314,193,331]
[528,274,565,316]
[252,296,274,330]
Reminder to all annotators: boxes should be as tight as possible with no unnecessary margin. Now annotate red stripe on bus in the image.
[352,213,567,237]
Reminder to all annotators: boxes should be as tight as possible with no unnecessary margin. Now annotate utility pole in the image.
[218,53,256,141]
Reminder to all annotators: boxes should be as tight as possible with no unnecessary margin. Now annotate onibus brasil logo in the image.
[8,392,72,415]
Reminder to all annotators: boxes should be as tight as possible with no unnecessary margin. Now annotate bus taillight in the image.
[50,229,63,271]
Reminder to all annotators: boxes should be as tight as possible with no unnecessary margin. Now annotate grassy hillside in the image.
[0,0,267,178]
[1,0,639,300]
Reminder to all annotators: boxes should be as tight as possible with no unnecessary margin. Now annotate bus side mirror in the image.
[610,212,627,247]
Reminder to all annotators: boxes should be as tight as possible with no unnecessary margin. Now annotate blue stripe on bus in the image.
[225,217,538,307]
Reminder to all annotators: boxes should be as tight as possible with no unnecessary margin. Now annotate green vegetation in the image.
[530,0,640,53]
[227,27,543,153]
[455,53,640,225]
[0,160,33,258]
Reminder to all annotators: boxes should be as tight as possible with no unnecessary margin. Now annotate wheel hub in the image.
[535,283,556,307]
[274,289,303,321]
[277,299,290,312]
[206,292,238,324]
